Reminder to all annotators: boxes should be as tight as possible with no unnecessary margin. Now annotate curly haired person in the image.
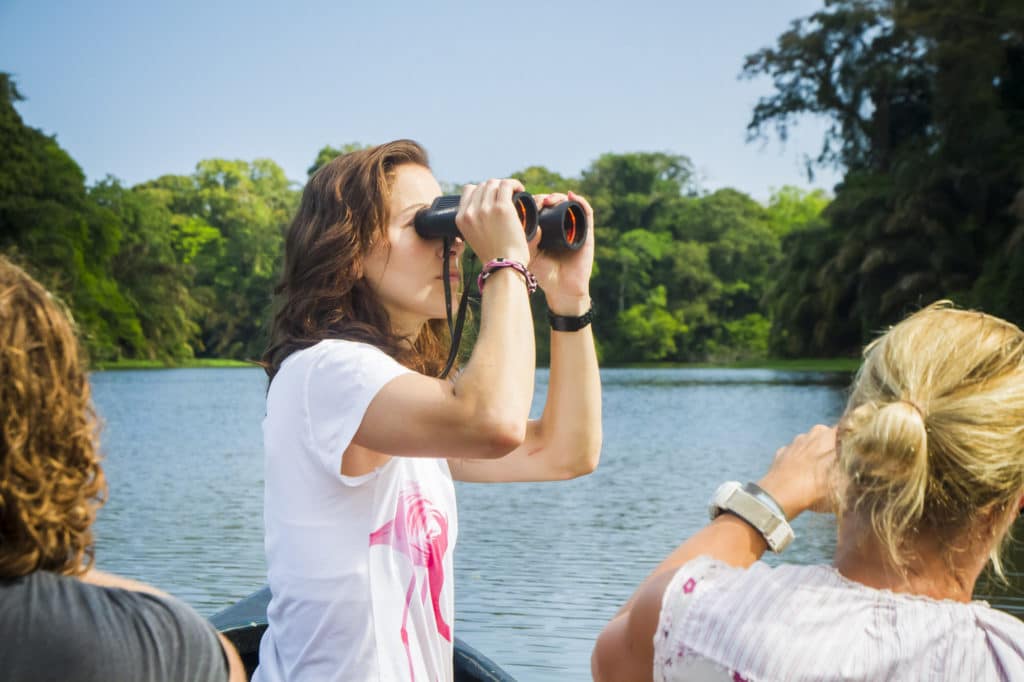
[0,255,245,682]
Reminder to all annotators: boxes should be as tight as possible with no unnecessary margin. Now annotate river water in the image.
[90,367,1023,681]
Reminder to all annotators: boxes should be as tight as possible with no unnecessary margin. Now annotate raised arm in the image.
[450,191,602,483]
[352,179,537,461]
[591,425,837,681]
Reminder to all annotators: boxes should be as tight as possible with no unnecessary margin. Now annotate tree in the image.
[142,159,299,358]
[89,179,215,361]
[746,0,1024,355]
[0,73,144,361]
[307,143,369,177]
[617,286,685,361]
[765,186,830,236]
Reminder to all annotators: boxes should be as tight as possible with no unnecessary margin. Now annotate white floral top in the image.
[654,556,1024,682]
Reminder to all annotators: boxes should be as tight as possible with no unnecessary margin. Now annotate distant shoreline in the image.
[92,358,254,371]
[610,358,861,372]
[94,357,860,372]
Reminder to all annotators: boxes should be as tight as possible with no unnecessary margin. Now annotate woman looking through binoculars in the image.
[254,140,601,682]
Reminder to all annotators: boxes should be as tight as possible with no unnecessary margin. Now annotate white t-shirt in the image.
[654,556,1024,682]
[253,339,459,682]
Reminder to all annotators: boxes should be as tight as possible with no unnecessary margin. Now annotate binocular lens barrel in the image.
[415,192,538,242]
[414,191,587,252]
[538,201,587,252]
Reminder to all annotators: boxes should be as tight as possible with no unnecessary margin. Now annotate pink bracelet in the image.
[477,258,538,294]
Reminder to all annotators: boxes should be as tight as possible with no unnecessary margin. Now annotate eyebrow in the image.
[400,203,429,220]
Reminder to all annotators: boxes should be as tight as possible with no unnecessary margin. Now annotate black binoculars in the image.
[414,191,587,252]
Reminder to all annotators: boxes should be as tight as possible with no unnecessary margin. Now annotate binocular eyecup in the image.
[414,191,587,252]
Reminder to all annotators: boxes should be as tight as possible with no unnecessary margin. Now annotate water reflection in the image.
[89,367,1022,682]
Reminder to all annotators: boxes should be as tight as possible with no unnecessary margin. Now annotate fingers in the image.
[456,183,478,231]
[494,178,522,213]
[539,192,568,207]
[527,219,542,257]
[807,424,838,451]
[761,424,841,519]
[568,191,596,248]
[773,424,838,470]
[475,178,502,214]
[455,178,531,263]
[568,190,594,220]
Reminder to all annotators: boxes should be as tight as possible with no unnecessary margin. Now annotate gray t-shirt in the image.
[0,570,229,682]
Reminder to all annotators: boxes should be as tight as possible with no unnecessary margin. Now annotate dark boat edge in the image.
[210,587,517,682]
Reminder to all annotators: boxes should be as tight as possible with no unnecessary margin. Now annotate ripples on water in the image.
[90,367,1023,681]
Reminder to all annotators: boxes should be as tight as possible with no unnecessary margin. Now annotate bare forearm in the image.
[593,517,768,682]
[454,269,535,433]
[594,425,838,678]
[537,316,602,475]
[617,466,813,611]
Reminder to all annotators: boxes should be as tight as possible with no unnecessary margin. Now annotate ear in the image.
[1018,493,1024,517]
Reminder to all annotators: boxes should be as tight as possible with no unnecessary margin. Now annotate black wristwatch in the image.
[548,305,594,332]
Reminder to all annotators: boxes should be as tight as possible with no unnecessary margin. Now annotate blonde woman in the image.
[0,256,244,682]
[593,302,1024,681]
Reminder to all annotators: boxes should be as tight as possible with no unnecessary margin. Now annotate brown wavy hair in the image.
[0,256,106,578]
[262,139,452,382]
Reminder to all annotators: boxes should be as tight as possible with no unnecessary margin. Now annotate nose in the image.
[439,236,465,259]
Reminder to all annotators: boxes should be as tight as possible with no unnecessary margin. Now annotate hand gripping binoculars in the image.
[414,191,587,252]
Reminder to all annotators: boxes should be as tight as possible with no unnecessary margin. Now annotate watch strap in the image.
[548,305,594,332]
[742,482,787,520]
[708,481,794,553]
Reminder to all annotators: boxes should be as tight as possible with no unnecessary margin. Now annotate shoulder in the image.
[272,339,411,397]
[278,338,394,370]
[316,338,403,364]
[654,559,831,651]
[304,340,413,401]
[658,557,738,624]
[664,556,743,600]
[973,601,1024,649]
[305,339,409,379]
[0,572,228,682]
[652,558,744,682]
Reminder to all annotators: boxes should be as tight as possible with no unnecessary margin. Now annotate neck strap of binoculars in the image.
[439,236,469,379]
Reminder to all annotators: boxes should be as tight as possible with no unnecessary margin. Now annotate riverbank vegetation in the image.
[3,0,1021,368]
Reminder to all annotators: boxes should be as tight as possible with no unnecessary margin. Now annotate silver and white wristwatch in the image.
[708,481,794,553]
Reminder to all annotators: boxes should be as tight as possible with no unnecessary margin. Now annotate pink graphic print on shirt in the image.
[369,484,451,680]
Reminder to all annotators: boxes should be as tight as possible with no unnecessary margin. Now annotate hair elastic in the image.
[899,399,927,421]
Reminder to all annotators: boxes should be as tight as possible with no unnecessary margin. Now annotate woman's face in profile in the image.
[363,164,463,336]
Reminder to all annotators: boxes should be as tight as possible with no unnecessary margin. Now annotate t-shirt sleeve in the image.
[305,341,412,478]
[131,591,231,682]
[653,556,733,681]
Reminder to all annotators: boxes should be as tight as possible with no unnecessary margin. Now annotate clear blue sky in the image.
[1,0,842,200]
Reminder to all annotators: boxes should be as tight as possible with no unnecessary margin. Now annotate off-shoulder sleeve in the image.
[653,556,735,682]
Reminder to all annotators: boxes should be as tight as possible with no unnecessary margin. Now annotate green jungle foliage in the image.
[3,0,1019,366]
[745,0,1024,356]
[1,73,298,363]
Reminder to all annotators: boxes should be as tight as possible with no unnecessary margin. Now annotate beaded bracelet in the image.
[477,258,538,295]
